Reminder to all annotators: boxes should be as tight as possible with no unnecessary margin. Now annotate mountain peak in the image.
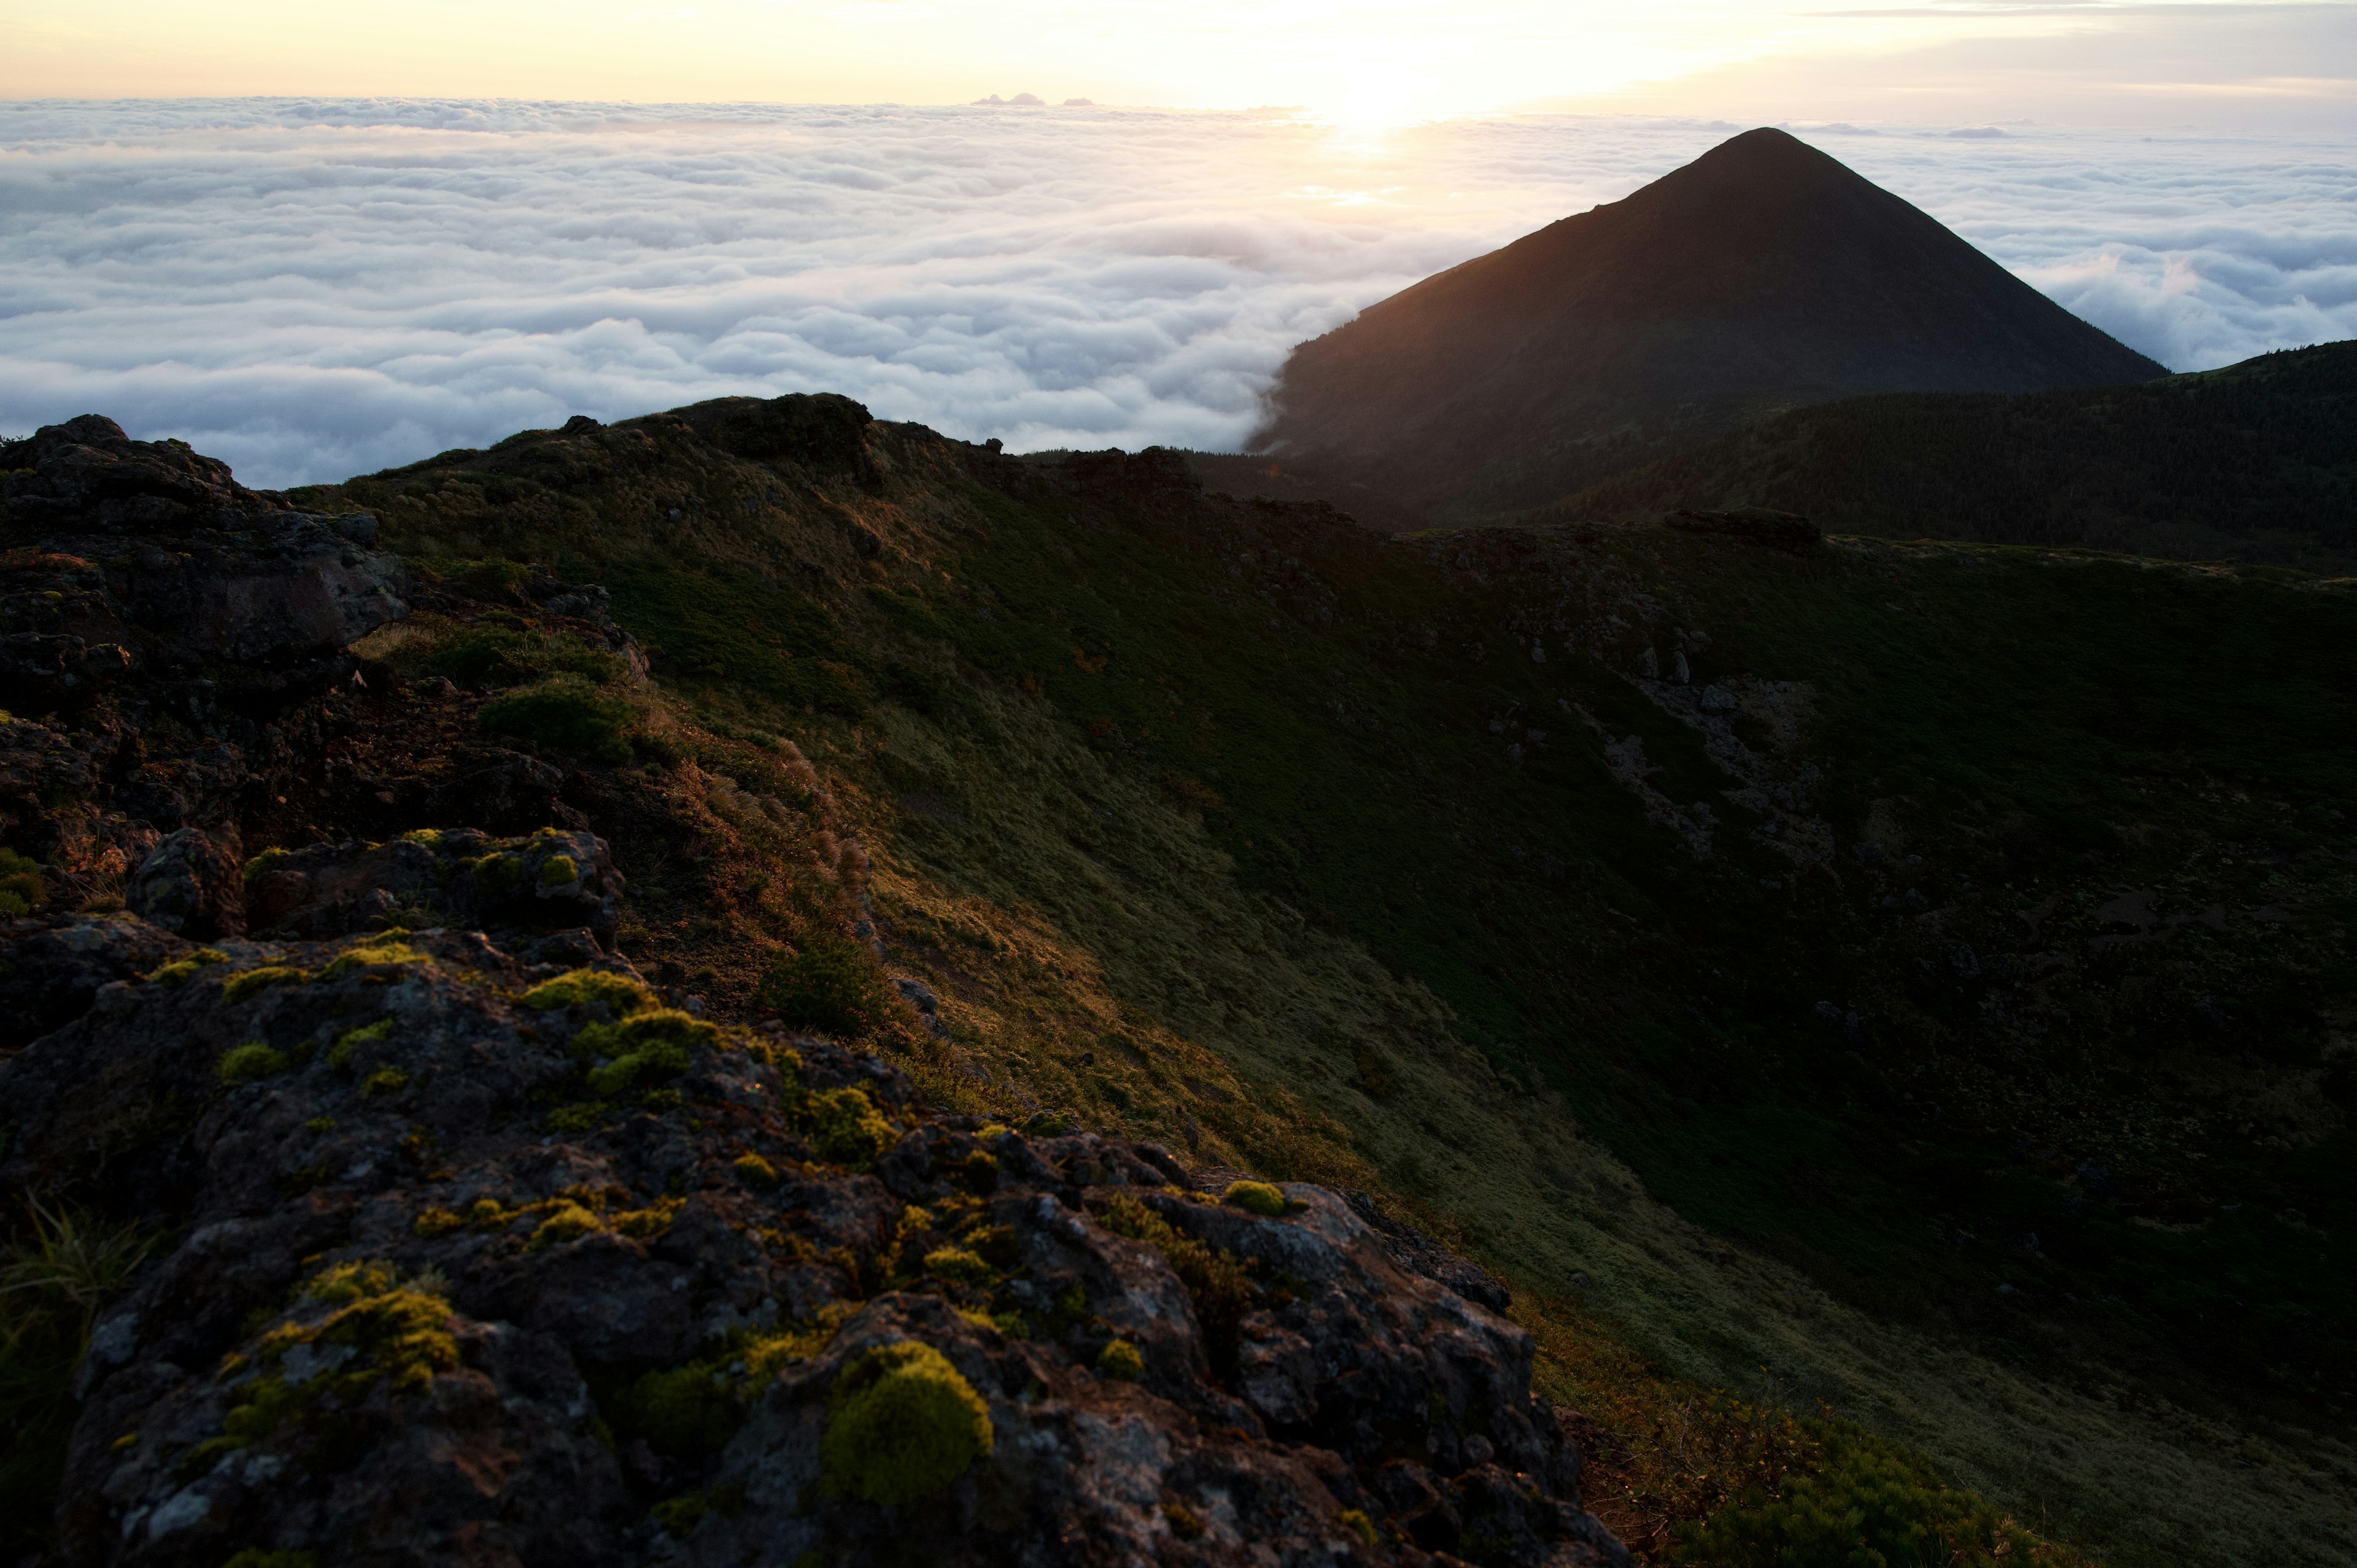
[1252,128,2166,523]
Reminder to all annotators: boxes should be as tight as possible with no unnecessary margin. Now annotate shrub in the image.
[478,676,635,763]
[1673,1427,2069,1567]
[0,847,45,916]
[217,1043,289,1086]
[1095,1339,1144,1381]
[755,936,890,1038]
[803,1086,894,1166]
[424,628,623,691]
[1338,1509,1377,1547]
[733,1153,781,1190]
[1221,1180,1288,1218]
[819,1341,994,1505]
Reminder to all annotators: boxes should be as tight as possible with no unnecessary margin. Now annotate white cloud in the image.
[0,100,2350,487]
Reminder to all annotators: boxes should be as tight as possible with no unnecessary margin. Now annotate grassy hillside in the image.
[1530,341,2357,571]
[288,399,2357,1566]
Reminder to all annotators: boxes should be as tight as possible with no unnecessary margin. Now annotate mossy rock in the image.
[1221,1180,1288,1218]
[523,967,657,1015]
[217,1041,289,1086]
[819,1340,994,1506]
[576,1008,718,1096]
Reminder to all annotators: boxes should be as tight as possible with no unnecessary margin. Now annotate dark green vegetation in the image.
[937,465,2356,1427]
[280,396,2355,1564]
[1550,341,2357,572]
[1,1200,157,1556]
[1674,1421,2072,1567]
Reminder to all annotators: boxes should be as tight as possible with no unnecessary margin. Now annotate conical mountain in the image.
[1251,128,2167,521]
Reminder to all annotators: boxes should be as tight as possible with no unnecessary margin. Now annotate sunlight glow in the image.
[3,0,2351,133]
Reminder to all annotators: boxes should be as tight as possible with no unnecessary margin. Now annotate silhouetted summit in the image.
[1252,127,2167,520]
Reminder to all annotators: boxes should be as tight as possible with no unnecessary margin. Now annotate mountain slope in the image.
[1537,340,2357,571]
[6,398,2353,1566]
[1252,128,2165,522]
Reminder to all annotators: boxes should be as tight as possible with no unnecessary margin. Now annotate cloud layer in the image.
[2,100,2351,487]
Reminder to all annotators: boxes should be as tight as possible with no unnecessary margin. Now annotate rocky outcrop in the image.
[4,922,1626,1567]
[0,417,1628,1567]
[238,827,624,948]
[1,416,408,722]
[126,826,246,940]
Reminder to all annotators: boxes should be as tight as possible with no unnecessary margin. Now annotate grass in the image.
[318,407,2357,1566]
[0,1196,158,1561]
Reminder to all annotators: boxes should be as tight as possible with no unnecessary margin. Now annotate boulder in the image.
[127,826,245,940]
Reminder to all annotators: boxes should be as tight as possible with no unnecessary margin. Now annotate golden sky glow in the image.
[6,0,2354,130]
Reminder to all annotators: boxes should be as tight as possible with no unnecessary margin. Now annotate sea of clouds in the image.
[2,98,2352,487]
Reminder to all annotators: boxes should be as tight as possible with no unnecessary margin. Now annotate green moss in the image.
[613,1198,684,1238]
[528,1203,601,1249]
[478,676,635,763]
[241,848,290,884]
[473,852,527,892]
[319,939,427,978]
[576,1008,718,1096]
[193,1261,457,1470]
[1099,1195,1258,1378]
[325,1018,391,1073]
[216,1042,289,1086]
[412,1208,464,1238]
[802,1085,894,1166]
[1337,1508,1377,1547]
[540,854,579,887]
[522,967,656,1015]
[361,1067,410,1097]
[819,1340,994,1505]
[733,1153,781,1190]
[146,946,229,988]
[401,828,446,849]
[923,1246,991,1285]
[1221,1180,1288,1218]
[1095,1338,1144,1381]
[222,965,306,1004]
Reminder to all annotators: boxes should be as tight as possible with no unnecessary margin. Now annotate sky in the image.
[6,2,2356,134]
[1,6,2352,485]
